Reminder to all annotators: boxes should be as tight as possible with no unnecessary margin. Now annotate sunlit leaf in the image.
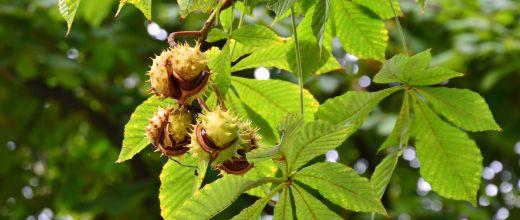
[292,184,342,219]
[58,0,81,35]
[231,77,319,131]
[416,87,500,131]
[293,162,386,214]
[117,96,175,163]
[331,0,388,61]
[316,87,401,130]
[117,0,152,20]
[412,94,482,205]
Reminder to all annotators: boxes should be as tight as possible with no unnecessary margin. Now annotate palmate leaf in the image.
[159,157,199,220]
[331,0,388,61]
[353,0,402,19]
[292,184,342,220]
[374,50,464,85]
[58,0,81,35]
[232,184,283,220]
[316,86,401,130]
[171,175,261,219]
[370,150,401,198]
[274,187,295,220]
[412,94,482,204]
[293,162,386,214]
[116,0,152,20]
[281,120,351,172]
[116,96,175,163]
[415,87,500,132]
[231,77,319,131]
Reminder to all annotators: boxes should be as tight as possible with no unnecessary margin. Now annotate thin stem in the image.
[197,97,210,112]
[229,0,247,58]
[388,0,408,53]
[211,83,227,111]
[290,7,304,117]
[168,0,233,47]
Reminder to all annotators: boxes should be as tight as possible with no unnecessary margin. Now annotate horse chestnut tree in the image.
[59,0,501,219]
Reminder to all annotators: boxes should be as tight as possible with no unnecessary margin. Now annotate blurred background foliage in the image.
[0,0,519,219]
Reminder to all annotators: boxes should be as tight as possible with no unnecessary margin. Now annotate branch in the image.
[168,0,234,47]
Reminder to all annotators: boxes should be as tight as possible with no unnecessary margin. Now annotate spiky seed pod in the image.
[202,108,240,146]
[148,50,180,99]
[188,108,261,175]
[170,43,207,81]
[147,43,209,104]
[147,106,193,157]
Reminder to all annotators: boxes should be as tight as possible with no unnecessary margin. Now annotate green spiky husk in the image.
[171,43,207,81]
[148,50,174,98]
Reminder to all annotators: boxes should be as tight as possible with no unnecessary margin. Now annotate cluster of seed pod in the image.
[145,43,258,175]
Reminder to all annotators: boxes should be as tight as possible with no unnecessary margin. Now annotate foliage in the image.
[2,0,518,219]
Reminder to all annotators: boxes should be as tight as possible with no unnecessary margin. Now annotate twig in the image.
[211,84,227,111]
[197,97,210,112]
[290,7,305,117]
[168,0,234,47]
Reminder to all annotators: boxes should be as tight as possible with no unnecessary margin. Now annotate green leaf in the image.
[370,150,401,199]
[231,44,291,72]
[227,92,277,146]
[231,77,319,131]
[232,184,283,220]
[171,175,261,219]
[231,24,284,47]
[117,0,152,20]
[116,96,175,163]
[278,113,305,141]
[379,91,411,151]
[229,40,257,62]
[220,6,234,33]
[311,0,330,47]
[316,87,401,130]
[293,162,386,214]
[292,184,342,220]
[287,40,330,78]
[58,0,81,35]
[416,87,500,131]
[374,50,431,84]
[282,120,351,172]
[331,0,388,61]
[159,158,198,220]
[374,50,463,85]
[274,187,295,220]
[242,160,279,197]
[412,95,482,204]
[176,0,218,18]
[207,28,229,42]
[353,0,402,19]
[267,0,297,17]
[409,67,464,86]
[207,45,231,95]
